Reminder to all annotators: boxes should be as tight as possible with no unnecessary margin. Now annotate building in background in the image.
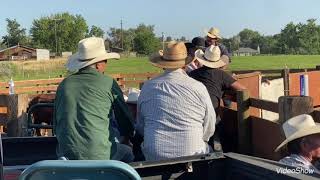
[0,44,52,61]
[0,44,36,60]
[233,47,260,56]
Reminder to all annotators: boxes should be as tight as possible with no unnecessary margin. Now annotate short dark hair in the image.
[287,138,304,154]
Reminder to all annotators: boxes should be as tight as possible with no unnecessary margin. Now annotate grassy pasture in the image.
[0,55,319,81]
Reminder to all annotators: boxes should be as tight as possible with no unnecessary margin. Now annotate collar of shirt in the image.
[280,154,318,171]
[163,68,187,75]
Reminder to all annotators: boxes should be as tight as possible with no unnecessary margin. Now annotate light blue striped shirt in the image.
[136,69,216,161]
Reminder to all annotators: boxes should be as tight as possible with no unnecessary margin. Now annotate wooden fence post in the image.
[5,94,29,137]
[236,89,251,155]
[316,65,320,70]
[278,96,313,125]
[281,68,290,96]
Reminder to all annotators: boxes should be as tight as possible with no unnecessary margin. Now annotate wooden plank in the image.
[0,107,7,113]
[236,90,252,155]
[278,96,314,124]
[251,116,284,160]
[250,98,278,113]
[120,73,159,78]
[110,73,122,79]
[13,78,63,87]
[282,68,289,96]
[119,80,146,85]
[235,72,261,79]
[15,86,58,94]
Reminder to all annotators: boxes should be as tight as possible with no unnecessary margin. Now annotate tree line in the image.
[1,12,320,55]
[222,19,320,55]
[0,12,161,55]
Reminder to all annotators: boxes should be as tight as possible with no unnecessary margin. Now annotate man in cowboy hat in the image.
[189,45,245,151]
[275,114,320,172]
[54,37,135,160]
[136,41,216,161]
[185,37,206,73]
[206,27,231,63]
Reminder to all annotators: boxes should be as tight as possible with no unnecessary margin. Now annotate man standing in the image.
[205,27,231,63]
[54,37,134,160]
[136,41,216,161]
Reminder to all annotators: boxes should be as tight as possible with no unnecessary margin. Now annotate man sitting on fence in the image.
[189,45,246,152]
[53,37,135,161]
[275,114,320,173]
[136,41,216,161]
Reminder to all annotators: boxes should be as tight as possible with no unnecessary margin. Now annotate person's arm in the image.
[222,70,246,91]
[230,81,246,91]
[135,96,145,137]
[111,80,135,141]
[201,87,216,142]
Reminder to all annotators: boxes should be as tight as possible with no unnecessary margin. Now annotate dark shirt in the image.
[219,44,231,62]
[189,66,236,110]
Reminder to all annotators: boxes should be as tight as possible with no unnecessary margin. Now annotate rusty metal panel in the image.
[289,71,320,106]
[237,72,261,117]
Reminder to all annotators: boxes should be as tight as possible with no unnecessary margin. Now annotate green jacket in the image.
[53,67,134,160]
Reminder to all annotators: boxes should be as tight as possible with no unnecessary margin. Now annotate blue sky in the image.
[1,0,320,40]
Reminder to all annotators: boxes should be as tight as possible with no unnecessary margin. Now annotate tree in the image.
[179,36,187,42]
[87,25,104,38]
[30,12,88,53]
[106,27,135,51]
[238,28,262,49]
[166,36,172,42]
[296,19,320,54]
[2,18,28,47]
[133,24,161,55]
[277,22,300,54]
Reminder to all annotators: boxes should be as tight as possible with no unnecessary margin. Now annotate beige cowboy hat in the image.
[206,27,222,39]
[66,37,120,71]
[149,41,193,69]
[195,45,229,68]
[275,114,320,152]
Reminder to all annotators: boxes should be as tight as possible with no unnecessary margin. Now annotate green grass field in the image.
[0,55,319,81]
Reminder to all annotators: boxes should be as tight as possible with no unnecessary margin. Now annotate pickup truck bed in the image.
[2,137,320,180]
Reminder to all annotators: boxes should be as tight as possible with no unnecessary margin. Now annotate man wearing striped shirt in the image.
[136,42,216,161]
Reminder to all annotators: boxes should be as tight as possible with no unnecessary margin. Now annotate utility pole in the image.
[162,32,164,50]
[52,18,60,56]
[121,19,123,49]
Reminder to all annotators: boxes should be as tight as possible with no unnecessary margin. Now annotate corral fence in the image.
[0,69,320,163]
[0,72,159,95]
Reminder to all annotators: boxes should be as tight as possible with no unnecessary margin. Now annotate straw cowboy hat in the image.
[66,37,120,71]
[126,88,141,104]
[275,114,320,152]
[207,27,222,39]
[195,45,229,68]
[149,41,193,68]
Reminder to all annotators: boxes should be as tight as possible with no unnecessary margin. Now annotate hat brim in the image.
[194,49,229,68]
[149,52,194,69]
[66,52,120,71]
[207,32,222,39]
[275,124,320,152]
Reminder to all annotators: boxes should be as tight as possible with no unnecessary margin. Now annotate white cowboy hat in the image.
[149,41,193,69]
[194,45,229,68]
[206,27,222,39]
[126,88,141,104]
[66,37,120,71]
[275,114,320,152]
